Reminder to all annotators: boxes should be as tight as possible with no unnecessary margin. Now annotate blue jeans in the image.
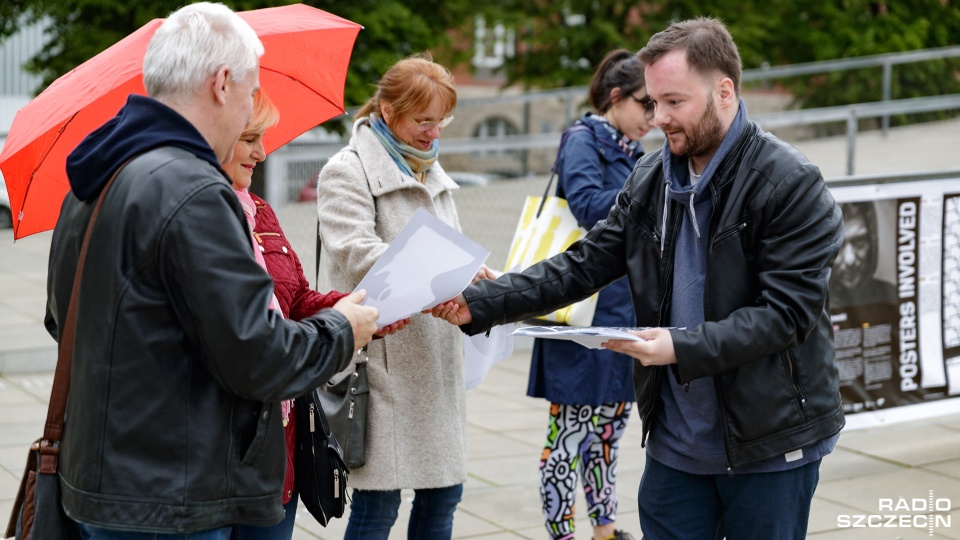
[231,492,298,540]
[344,484,463,540]
[77,523,231,540]
[637,457,821,540]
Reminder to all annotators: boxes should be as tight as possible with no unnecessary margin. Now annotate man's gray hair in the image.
[143,2,263,100]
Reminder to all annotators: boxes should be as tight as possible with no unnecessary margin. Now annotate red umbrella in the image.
[0,4,361,240]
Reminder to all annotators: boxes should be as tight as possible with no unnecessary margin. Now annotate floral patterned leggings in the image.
[539,401,633,539]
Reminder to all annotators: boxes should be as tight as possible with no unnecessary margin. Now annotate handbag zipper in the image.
[334,468,340,498]
[309,403,316,432]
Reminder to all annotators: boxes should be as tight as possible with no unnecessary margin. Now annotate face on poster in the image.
[828,178,960,416]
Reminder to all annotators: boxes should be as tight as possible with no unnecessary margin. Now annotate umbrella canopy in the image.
[0,4,361,239]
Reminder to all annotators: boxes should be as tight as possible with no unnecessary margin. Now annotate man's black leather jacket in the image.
[463,120,845,468]
[45,148,355,531]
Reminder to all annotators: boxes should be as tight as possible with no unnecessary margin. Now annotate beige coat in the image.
[316,120,467,490]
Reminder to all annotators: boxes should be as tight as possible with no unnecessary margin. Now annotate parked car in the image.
[447,172,492,187]
[0,177,12,229]
[298,177,318,203]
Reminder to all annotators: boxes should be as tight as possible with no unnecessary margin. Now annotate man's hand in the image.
[332,290,379,351]
[602,327,677,366]
[375,317,411,337]
[424,293,473,326]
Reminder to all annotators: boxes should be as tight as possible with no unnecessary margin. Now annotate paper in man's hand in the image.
[511,325,646,350]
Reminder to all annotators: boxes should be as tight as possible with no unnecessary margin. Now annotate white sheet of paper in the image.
[355,208,490,326]
[463,323,515,390]
[511,325,645,350]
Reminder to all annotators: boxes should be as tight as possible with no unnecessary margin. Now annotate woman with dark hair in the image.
[530,49,654,540]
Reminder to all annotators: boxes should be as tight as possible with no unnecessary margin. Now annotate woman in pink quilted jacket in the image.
[223,90,408,539]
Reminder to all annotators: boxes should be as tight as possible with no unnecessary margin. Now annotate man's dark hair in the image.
[638,17,742,96]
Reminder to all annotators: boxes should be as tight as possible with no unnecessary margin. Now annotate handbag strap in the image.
[42,162,130,448]
[316,147,363,289]
[537,124,594,218]
[534,171,558,218]
[315,219,322,288]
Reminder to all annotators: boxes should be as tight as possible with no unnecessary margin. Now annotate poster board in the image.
[827,170,960,427]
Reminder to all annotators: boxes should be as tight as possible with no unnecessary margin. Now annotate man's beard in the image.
[668,97,725,158]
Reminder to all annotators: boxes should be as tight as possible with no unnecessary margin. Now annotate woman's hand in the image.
[375,317,412,337]
[472,264,500,284]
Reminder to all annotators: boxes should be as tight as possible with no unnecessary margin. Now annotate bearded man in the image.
[428,17,846,540]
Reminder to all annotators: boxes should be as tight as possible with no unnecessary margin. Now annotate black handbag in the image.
[294,388,349,526]
[314,223,368,469]
[317,348,369,468]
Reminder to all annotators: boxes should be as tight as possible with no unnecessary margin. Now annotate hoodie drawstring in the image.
[688,191,701,242]
[661,180,670,257]
[661,181,704,256]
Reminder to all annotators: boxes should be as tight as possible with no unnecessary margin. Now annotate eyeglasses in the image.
[412,115,455,132]
[630,94,656,120]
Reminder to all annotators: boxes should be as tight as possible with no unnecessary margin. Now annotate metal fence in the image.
[266,45,960,206]
[278,111,960,291]
[269,93,960,278]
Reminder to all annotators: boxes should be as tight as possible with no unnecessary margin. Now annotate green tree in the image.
[3,0,958,119]
[0,0,476,112]
[480,0,960,117]
[481,1,658,89]
[753,1,960,113]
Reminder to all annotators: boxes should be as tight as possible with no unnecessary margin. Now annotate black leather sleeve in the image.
[157,169,354,402]
[460,195,631,335]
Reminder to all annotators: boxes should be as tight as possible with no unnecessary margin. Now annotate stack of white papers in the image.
[511,326,645,350]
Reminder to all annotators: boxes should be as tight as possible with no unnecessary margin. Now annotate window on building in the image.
[473,116,520,157]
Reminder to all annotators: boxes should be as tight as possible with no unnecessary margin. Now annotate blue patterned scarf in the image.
[593,113,643,157]
[366,115,439,179]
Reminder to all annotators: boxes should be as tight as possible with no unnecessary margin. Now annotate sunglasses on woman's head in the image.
[629,95,656,119]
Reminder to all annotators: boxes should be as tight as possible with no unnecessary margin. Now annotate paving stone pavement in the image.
[1,347,959,539]
[1,116,960,538]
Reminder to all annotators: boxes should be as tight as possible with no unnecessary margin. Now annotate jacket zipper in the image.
[641,196,680,445]
[253,231,281,246]
[311,402,341,499]
[656,206,683,317]
[640,367,662,448]
[698,186,740,473]
[712,221,748,244]
[785,348,808,420]
[640,202,677,448]
[712,378,736,476]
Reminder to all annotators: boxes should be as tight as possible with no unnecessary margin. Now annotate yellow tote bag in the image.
[503,189,598,327]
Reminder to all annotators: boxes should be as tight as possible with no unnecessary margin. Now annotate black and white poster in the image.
[829,178,960,421]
